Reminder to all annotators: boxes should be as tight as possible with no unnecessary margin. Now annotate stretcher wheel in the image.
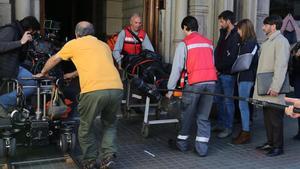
[7,138,16,157]
[155,109,161,120]
[141,125,149,138]
[0,139,4,157]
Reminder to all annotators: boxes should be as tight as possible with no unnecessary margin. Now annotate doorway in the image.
[41,0,106,41]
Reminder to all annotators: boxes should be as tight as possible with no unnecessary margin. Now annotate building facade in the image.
[0,0,299,63]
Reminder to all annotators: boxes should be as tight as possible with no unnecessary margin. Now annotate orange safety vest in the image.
[182,32,217,85]
[122,26,146,55]
[107,33,119,51]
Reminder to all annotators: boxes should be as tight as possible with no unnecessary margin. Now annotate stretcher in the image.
[121,71,179,138]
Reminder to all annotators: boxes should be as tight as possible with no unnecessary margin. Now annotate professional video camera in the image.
[22,20,63,78]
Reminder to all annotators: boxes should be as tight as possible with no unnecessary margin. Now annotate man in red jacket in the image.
[166,16,217,157]
[113,13,154,68]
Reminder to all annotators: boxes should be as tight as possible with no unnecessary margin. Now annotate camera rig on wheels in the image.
[0,77,77,161]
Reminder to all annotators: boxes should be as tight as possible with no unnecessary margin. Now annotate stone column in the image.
[0,0,11,26]
[170,0,187,62]
[239,0,257,28]
[173,0,187,41]
[106,0,123,35]
[212,0,234,45]
[189,0,210,38]
[160,0,172,63]
[15,0,31,20]
[256,0,270,43]
[32,0,40,21]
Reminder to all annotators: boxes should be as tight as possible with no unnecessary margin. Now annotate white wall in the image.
[0,0,11,26]
[106,0,123,35]
[105,0,144,36]
[122,0,144,26]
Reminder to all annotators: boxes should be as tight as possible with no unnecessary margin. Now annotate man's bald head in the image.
[75,21,95,38]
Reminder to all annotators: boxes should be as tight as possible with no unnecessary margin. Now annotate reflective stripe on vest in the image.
[187,43,213,50]
[183,32,217,85]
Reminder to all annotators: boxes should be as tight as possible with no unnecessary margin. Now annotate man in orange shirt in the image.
[34,21,123,169]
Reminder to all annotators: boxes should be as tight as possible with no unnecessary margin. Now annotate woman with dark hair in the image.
[232,19,259,144]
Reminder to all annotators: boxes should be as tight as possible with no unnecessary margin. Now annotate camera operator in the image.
[0,16,40,117]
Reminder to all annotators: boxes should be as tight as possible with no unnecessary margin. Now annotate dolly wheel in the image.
[141,125,149,138]
[0,139,5,157]
[7,138,16,157]
[70,133,76,152]
[59,134,68,153]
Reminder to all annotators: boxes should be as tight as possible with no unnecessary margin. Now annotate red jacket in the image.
[122,26,146,55]
[183,32,217,85]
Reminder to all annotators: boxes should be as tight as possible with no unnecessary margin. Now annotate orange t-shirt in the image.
[57,35,123,93]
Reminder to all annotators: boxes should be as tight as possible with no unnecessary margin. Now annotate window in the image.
[270,0,300,20]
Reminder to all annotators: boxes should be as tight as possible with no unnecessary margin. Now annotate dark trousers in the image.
[78,89,123,161]
[263,107,284,149]
[177,83,215,151]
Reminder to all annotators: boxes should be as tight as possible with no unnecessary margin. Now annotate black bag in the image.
[257,72,290,96]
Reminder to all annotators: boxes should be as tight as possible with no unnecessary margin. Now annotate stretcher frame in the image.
[121,71,179,137]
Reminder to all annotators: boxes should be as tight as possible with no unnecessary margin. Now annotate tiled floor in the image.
[2,108,300,169]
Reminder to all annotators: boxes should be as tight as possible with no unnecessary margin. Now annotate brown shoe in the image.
[232,131,251,144]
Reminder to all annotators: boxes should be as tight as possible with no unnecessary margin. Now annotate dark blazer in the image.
[214,27,240,74]
[237,39,259,82]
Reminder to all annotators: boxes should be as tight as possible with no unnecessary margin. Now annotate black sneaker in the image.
[168,139,188,152]
[100,155,116,169]
[255,143,273,151]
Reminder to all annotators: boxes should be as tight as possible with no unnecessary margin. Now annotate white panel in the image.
[15,0,31,20]
[0,3,11,26]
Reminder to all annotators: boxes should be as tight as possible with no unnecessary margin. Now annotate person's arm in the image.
[64,70,78,80]
[285,97,300,118]
[0,41,22,53]
[268,37,290,96]
[34,40,74,77]
[0,28,32,53]
[142,34,154,52]
[33,54,62,77]
[166,42,187,98]
[112,30,125,66]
